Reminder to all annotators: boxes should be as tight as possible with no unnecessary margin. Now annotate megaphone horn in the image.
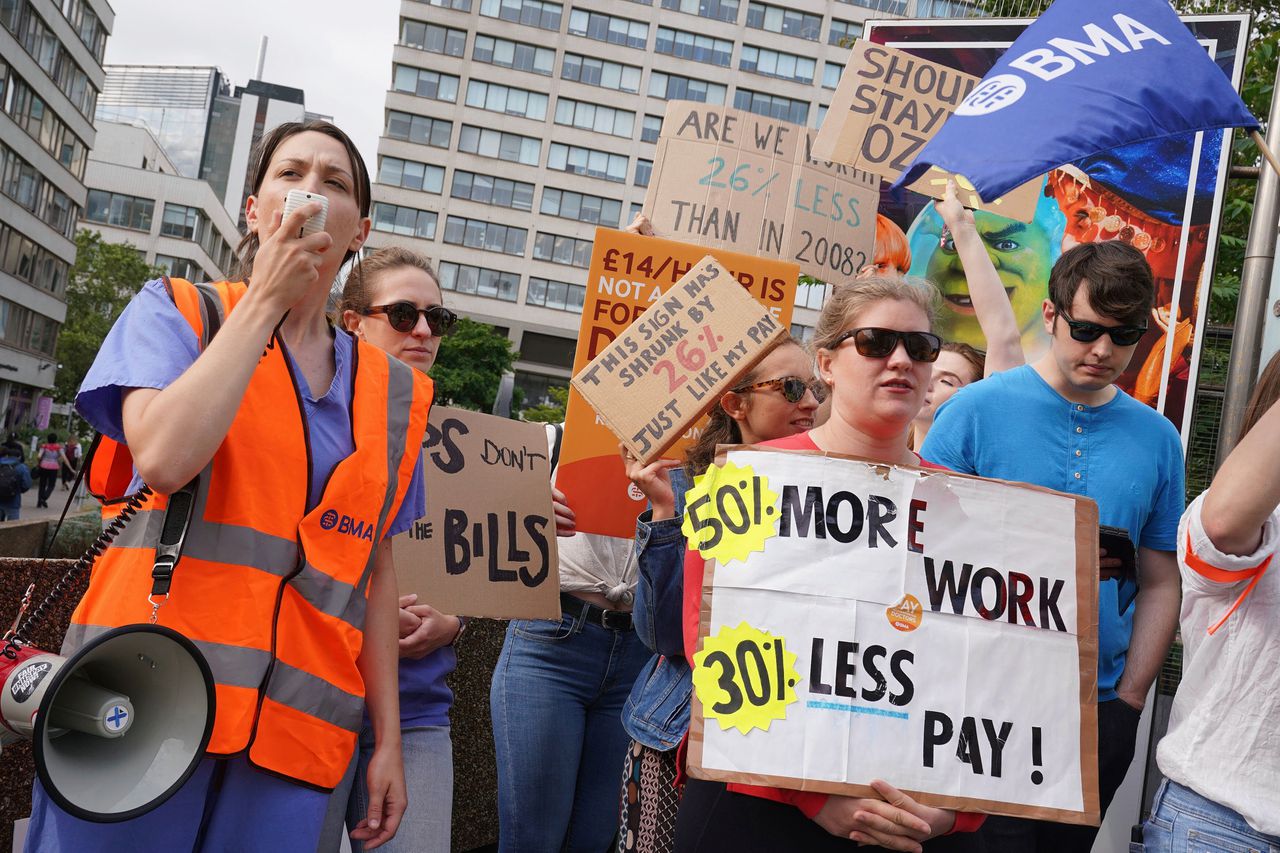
[0,624,215,822]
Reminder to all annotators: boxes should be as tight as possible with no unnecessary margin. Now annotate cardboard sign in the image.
[643,101,879,282]
[393,406,560,620]
[813,41,1042,221]
[572,256,786,465]
[556,228,798,540]
[687,446,1101,826]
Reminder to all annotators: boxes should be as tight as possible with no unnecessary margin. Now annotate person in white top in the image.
[1143,350,1280,849]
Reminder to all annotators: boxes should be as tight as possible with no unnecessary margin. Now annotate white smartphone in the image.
[282,189,329,238]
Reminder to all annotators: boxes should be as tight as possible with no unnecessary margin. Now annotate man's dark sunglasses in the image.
[1058,310,1147,347]
[364,302,458,336]
[733,376,826,403]
[831,327,942,363]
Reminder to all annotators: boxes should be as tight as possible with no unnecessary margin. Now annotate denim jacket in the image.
[621,467,693,750]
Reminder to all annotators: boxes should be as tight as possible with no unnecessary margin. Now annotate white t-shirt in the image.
[1155,493,1280,834]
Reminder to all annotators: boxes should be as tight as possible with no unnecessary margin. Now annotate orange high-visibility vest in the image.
[66,278,432,789]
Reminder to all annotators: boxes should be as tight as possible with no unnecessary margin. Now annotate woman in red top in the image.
[675,275,985,853]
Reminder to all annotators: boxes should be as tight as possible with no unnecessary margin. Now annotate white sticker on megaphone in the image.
[283,189,329,238]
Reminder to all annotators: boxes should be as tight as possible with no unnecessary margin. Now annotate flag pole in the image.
[1250,130,1280,179]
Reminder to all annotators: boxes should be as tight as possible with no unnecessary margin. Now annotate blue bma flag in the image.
[892,0,1258,203]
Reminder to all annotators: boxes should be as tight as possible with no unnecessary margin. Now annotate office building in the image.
[367,0,972,406]
[0,0,111,426]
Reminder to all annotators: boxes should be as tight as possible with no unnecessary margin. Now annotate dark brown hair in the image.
[1238,348,1280,443]
[338,247,441,321]
[1048,241,1154,327]
[233,120,371,280]
[683,336,804,478]
[941,341,985,383]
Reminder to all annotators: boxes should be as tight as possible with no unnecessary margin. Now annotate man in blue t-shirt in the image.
[922,241,1183,852]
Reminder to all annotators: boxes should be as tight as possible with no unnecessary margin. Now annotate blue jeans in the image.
[322,723,453,853]
[1140,779,1280,852]
[491,610,648,853]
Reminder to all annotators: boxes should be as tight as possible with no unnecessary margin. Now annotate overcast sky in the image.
[103,0,397,170]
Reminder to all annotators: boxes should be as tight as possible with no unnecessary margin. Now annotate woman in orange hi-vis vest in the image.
[26,121,432,853]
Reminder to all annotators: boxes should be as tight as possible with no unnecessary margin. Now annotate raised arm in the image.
[1201,387,1280,556]
[935,180,1025,376]
[121,204,331,493]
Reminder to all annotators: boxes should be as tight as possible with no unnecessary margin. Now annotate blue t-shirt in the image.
[75,279,425,538]
[920,364,1184,701]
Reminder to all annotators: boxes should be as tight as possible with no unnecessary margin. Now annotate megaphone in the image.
[0,624,214,822]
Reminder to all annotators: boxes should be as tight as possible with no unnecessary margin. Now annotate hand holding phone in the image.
[283,189,329,238]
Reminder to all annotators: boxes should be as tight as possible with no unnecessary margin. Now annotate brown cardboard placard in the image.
[643,101,879,281]
[571,256,786,464]
[393,406,560,620]
[812,41,1043,222]
[686,445,1101,825]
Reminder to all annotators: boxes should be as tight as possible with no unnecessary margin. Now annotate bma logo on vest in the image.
[320,509,374,541]
[956,14,1171,116]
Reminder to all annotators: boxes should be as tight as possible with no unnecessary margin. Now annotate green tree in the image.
[430,317,519,411]
[55,230,161,402]
[520,385,569,423]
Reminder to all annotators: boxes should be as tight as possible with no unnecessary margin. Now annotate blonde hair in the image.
[812,275,940,352]
[339,246,440,318]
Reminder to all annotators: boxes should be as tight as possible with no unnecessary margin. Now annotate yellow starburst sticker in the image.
[680,460,780,565]
[692,622,801,734]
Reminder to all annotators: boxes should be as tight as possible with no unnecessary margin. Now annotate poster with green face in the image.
[855,15,1248,440]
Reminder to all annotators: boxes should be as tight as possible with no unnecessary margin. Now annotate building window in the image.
[814,103,828,128]
[84,189,155,232]
[473,35,555,75]
[823,62,844,90]
[635,159,653,188]
[915,0,974,15]
[541,187,622,227]
[386,111,454,148]
[465,80,548,121]
[629,201,643,223]
[451,171,535,211]
[377,157,445,193]
[2,69,89,179]
[392,65,459,102]
[458,126,541,166]
[0,297,57,355]
[372,202,438,240]
[533,232,593,268]
[411,0,472,9]
[659,0,738,23]
[745,2,820,40]
[0,140,78,237]
[161,203,204,241]
[479,0,563,30]
[548,143,628,183]
[837,0,907,14]
[155,254,204,282]
[526,277,586,313]
[733,89,809,125]
[555,98,634,137]
[654,27,733,67]
[790,322,814,343]
[568,10,647,49]
[399,20,467,56]
[443,215,528,256]
[828,18,862,47]
[438,261,519,302]
[0,220,68,296]
[561,54,642,94]
[641,114,663,144]
[796,280,827,310]
[648,72,725,104]
[740,45,816,84]
[2,1,98,118]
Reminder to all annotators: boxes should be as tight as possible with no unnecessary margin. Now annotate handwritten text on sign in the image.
[572,257,785,464]
[688,448,1101,826]
[812,41,1042,221]
[393,406,560,620]
[643,101,879,281]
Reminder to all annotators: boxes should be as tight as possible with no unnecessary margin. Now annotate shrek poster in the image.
[854,16,1248,439]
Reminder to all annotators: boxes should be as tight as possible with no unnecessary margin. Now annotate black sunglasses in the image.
[733,376,826,403]
[364,302,457,336]
[1058,310,1147,347]
[831,328,942,363]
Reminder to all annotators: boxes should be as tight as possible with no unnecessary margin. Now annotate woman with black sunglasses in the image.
[672,276,985,853]
[330,246,460,853]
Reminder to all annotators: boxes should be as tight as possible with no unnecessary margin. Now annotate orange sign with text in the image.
[556,228,798,538]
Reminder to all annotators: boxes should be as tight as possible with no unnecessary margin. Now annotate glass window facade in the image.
[555,98,634,137]
[465,80,548,120]
[451,171,535,211]
[654,27,733,66]
[438,261,520,302]
[393,65,460,102]
[443,215,528,255]
[473,35,555,75]
[561,54,642,93]
[372,202,438,240]
[457,125,541,165]
[547,143,628,183]
[377,157,446,193]
[540,187,622,227]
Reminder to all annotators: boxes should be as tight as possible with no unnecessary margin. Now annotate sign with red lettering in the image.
[686,446,1101,826]
[643,101,879,282]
